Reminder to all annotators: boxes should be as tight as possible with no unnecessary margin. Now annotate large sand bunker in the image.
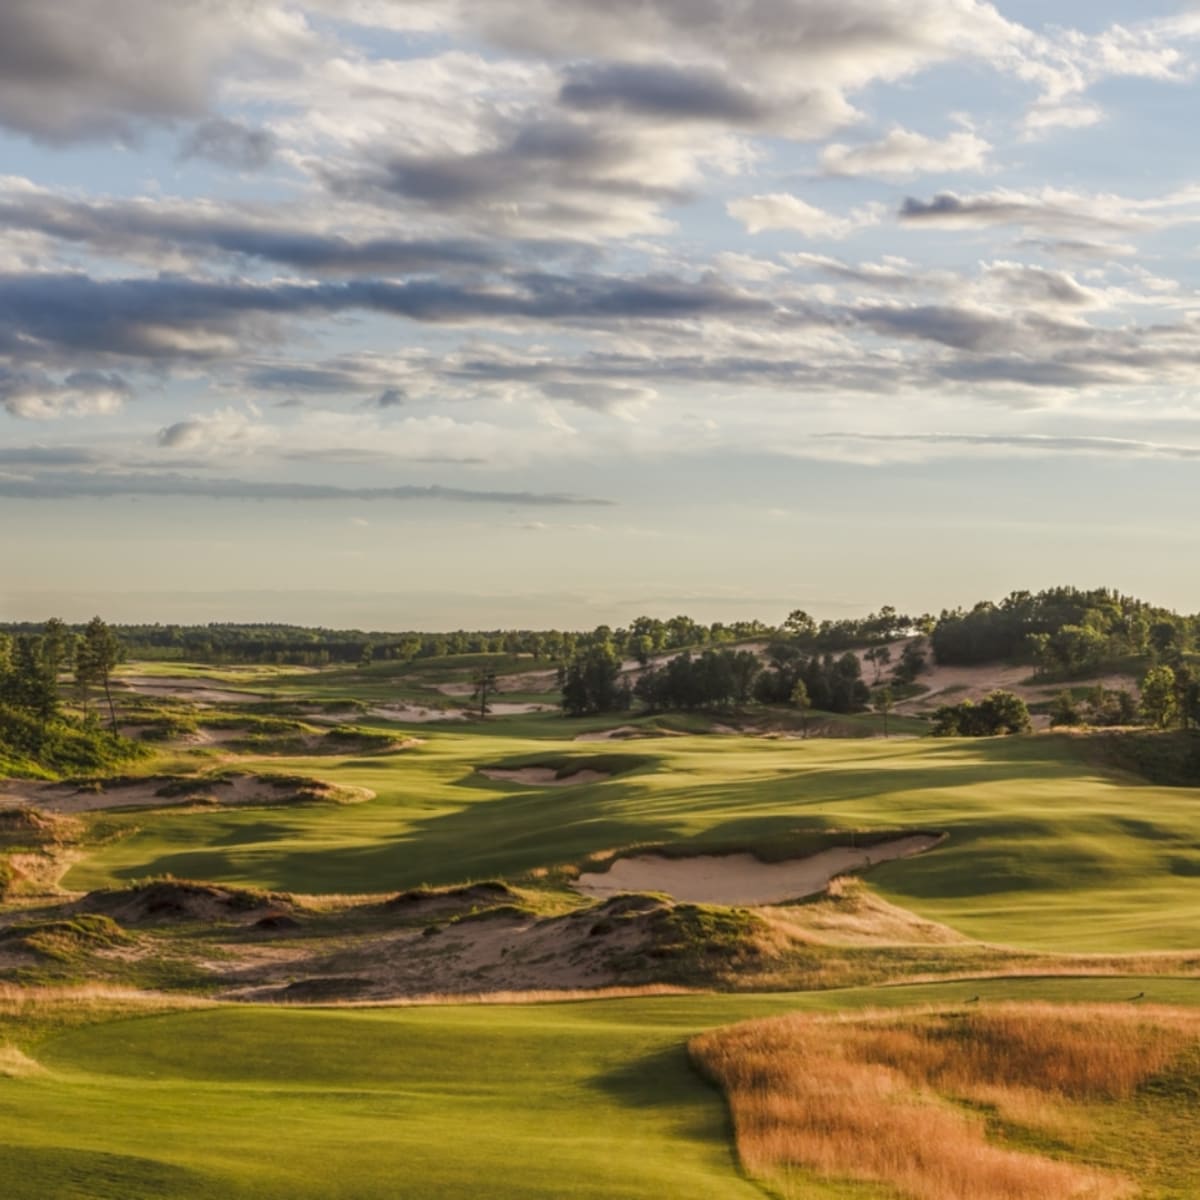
[574,834,943,906]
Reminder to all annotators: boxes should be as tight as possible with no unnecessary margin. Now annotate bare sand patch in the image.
[365,704,466,723]
[115,676,267,705]
[480,767,611,786]
[574,725,643,742]
[0,773,373,815]
[574,834,943,906]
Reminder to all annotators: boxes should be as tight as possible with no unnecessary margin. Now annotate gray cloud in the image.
[179,117,277,170]
[0,445,103,466]
[559,62,768,123]
[0,0,304,142]
[850,303,1089,353]
[899,191,1142,235]
[0,367,132,419]
[327,114,693,233]
[0,270,774,363]
[0,472,613,505]
[0,187,505,275]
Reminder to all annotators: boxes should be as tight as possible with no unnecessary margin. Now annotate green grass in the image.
[4,979,1200,1200]
[55,731,1200,952]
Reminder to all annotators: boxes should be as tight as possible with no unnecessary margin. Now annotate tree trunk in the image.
[103,673,118,733]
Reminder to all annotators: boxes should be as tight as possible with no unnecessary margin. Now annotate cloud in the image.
[0,369,131,419]
[462,0,1025,91]
[178,117,277,170]
[850,301,1088,354]
[820,127,989,179]
[0,0,313,142]
[898,189,1147,235]
[559,62,767,124]
[817,431,1200,461]
[157,407,270,453]
[0,473,613,505]
[727,194,883,238]
[319,109,736,238]
[0,180,506,275]
[785,252,924,288]
[0,270,776,363]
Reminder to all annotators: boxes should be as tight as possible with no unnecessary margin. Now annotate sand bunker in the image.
[574,834,943,906]
[481,767,610,787]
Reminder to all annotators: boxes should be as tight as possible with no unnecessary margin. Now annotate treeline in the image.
[0,616,773,668]
[930,587,1193,671]
[0,618,139,775]
[561,639,879,717]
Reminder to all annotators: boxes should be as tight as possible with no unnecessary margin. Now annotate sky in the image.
[2,0,1200,630]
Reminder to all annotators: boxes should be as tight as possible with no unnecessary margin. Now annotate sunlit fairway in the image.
[4,978,1200,1200]
[62,729,1200,952]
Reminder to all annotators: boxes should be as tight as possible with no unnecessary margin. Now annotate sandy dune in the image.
[115,675,269,705]
[574,834,944,906]
[0,774,372,815]
[366,704,467,723]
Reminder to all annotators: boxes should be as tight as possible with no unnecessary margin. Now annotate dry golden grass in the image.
[691,1003,1200,1200]
[321,983,701,1008]
[0,1043,45,1077]
[0,983,212,1034]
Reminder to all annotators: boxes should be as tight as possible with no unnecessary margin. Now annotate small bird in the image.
[1130,991,1145,1001]
[967,995,980,1003]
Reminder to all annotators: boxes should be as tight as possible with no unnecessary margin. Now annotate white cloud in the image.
[727,193,883,238]
[821,127,990,179]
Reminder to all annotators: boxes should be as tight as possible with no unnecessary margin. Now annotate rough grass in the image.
[691,1003,1200,1200]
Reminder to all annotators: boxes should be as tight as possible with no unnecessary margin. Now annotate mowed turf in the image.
[5,978,1200,1200]
[62,730,1200,952]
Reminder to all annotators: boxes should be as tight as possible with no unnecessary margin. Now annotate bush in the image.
[931,690,1032,737]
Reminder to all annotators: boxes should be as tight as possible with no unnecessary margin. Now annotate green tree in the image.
[864,645,892,684]
[789,678,811,739]
[1173,664,1198,731]
[561,641,627,716]
[472,669,498,718]
[783,610,817,642]
[1140,665,1177,729]
[873,685,894,738]
[77,617,123,732]
[1049,690,1082,728]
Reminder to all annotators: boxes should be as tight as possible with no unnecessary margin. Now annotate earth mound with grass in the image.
[79,880,298,926]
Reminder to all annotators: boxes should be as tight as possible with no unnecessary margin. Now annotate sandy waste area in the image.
[574,834,943,906]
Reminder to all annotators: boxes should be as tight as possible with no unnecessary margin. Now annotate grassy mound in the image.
[79,880,297,925]
[1,914,133,961]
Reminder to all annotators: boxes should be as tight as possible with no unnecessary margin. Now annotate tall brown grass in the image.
[691,1003,1200,1200]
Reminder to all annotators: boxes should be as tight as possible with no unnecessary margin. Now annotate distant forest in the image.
[2,587,1199,776]
[1,586,1195,673]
